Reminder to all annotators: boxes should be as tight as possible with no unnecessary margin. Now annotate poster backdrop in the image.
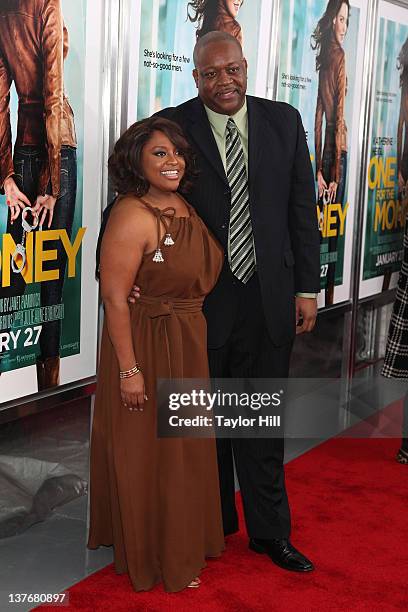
[128,0,273,124]
[359,1,408,299]
[0,0,102,404]
[275,0,367,308]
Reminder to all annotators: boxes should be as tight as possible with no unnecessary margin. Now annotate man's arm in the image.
[288,107,321,332]
[288,107,320,293]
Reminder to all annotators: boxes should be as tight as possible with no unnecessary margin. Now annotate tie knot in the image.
[226,118,237,133]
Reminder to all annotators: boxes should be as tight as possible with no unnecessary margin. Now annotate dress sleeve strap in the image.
[139,198,176,262]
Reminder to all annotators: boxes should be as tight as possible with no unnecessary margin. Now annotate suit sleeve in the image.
[288,108,321,293]
[39,0,64,197]
[0,50,13,191]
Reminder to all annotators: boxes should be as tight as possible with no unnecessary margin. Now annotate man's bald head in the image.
[193,31,243,67]
[192,31,247,116]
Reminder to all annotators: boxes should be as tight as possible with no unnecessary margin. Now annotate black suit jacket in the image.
[158,96,320,348]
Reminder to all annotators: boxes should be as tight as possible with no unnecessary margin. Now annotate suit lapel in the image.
[184,98,228,186]
[247,96,263,188]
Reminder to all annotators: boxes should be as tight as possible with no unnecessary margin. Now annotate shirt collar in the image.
[204,98,248,137]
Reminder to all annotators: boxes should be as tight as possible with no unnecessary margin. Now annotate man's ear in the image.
[192,68,199,88]
[243,57,248,77]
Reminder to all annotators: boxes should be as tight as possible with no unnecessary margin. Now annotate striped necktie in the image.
[226,117,255,283]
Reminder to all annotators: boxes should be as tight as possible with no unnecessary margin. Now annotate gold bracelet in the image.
[119,363,141,379]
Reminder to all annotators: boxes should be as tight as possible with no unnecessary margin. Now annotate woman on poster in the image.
[397,38,408,200]
[88,116,224,591]
[312,0,350,305]
[187,0,244,45]
[381,38,408,292]
[0,0,77,388]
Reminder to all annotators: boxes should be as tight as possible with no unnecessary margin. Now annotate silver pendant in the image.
[164,233,174,246]
[153,248,164,263]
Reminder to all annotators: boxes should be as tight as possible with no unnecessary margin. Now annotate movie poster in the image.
[359,1,408,299]
[0,0,103,404]
[275,0,367,308]
[127,0,274,124]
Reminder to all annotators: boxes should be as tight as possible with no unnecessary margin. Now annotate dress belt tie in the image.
[136,295,204,317]
[131,295,204,378]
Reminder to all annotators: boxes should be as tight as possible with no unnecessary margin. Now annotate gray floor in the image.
[0,496,112,612]
[0,370,405,612]
[0,399,113,612]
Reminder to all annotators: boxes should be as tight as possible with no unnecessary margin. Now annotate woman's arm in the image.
[397,92,405,189]
[331,51,347,201]
[100,198,149,410]
[37,0,64,200]
[0,53,32,220]
[314,85,326,197]
[0,51,14,192]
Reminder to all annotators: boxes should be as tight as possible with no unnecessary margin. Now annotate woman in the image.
[397,38,408,201]
[311,0,350,305]
[0,0,77,388]
[187,0,244,45]
[87,117,225,591]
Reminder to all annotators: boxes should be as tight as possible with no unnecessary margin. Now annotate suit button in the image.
[221,224,226,229]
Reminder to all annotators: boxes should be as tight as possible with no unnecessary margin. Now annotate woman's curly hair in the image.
[108,116,197,196]
[397,37,408,88]
[187,0,243,40]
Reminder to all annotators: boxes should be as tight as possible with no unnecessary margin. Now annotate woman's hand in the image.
[33,194,57,228]
[120,372,147,411]
[3,176,31,223]
[128,285,141,304]
[328,181,338,203]
[316,170,327,198]
[398,172,408,199]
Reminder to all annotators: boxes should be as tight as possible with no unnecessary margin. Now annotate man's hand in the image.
[33,194,57,228]
[128,285,141,304]
[295,297,317,335]
[4,176,31,223]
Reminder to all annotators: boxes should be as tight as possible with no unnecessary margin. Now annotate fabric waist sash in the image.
[131,295,205,378]
[134,295,204,318]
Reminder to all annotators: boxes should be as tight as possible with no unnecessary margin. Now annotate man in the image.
[135,31,320,571]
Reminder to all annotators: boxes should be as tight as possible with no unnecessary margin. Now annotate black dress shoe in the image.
[249,538,314,572]
[396,447,408,464]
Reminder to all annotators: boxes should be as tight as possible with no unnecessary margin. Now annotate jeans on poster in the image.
[0,145,77,365]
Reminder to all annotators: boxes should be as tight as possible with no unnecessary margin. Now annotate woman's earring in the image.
[164,233,174,246]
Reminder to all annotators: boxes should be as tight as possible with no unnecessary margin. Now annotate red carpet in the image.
[35,436,408,611]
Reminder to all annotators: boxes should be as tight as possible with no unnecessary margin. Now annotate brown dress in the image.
[87,198,225,592]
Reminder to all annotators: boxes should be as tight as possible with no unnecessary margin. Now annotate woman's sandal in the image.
[396,448,408,464]
[187,577,201,588]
